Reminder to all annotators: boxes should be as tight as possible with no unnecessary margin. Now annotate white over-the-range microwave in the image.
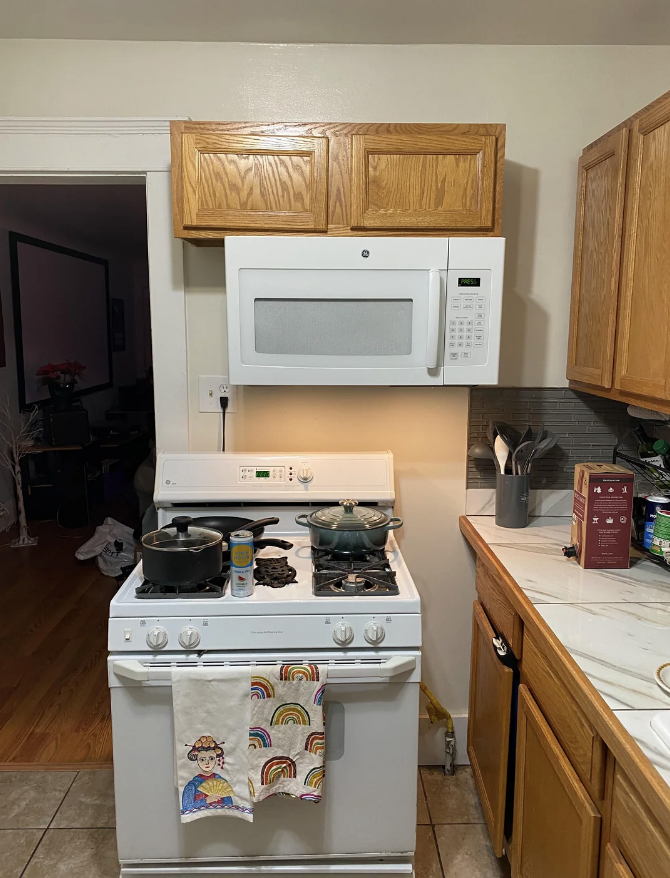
[225,236,505,386]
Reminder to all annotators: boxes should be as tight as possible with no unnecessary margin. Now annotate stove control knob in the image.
[146,626,168,650]
[332,622,354,646]
[178,626,201,650]
[364,621,386,645]
[297,464,314,483]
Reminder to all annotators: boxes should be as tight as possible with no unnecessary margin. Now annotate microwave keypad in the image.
[446,272,490,366]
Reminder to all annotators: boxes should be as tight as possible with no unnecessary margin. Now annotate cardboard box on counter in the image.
[571,462,634,569]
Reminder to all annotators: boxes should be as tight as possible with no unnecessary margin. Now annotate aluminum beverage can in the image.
[644,496,670,549]
[229,530,255,597]
[650,509,670,557]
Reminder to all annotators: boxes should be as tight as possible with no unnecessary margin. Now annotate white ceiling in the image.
[1,0,669,45]
[0,185,148,259]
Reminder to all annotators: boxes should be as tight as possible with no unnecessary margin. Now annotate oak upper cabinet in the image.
[350,131,502,232]
[512,685,600,878]
[614,97,670,401]
[566,129,628,388]
[171,122,505,241]
[567,88,670,410]
[467,601,515,857]
[172,125,329,234]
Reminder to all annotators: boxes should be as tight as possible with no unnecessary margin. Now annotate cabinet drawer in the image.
[611,767,670,878]
[475,560,523,657]
[521,632,606,803]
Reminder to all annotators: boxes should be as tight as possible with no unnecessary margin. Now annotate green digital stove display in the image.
[256,470,270,478]
[458,277,481,287]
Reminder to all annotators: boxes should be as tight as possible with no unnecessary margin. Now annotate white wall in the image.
[1,39,669,717]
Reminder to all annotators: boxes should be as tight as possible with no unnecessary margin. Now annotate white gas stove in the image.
[109,452,422,878]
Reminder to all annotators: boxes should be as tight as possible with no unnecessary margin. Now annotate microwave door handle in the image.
[426,269,441,369]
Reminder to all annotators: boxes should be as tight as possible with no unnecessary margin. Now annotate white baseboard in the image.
[418,714,469,766]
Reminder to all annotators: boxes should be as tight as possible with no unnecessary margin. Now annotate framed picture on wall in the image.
[111,298,126,353]
[10,233,112,407]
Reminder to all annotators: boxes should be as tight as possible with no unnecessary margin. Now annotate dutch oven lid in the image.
[306,499,391,531]
[142,516,223,551]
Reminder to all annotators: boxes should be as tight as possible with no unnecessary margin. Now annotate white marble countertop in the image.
[466,515,670,794]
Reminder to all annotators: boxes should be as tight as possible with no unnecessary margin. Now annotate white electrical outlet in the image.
[198,376,237,413]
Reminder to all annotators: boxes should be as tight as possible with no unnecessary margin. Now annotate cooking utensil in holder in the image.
[496,473,530,528]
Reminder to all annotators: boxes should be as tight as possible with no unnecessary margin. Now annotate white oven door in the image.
[225,237,448,386]
[110,651,420,867]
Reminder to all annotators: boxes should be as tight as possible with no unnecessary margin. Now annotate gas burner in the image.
[135,575,228,599]
[254,556,297,589]
[312,547,399,597]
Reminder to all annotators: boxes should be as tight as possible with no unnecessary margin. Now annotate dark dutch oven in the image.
[295,499,403,555]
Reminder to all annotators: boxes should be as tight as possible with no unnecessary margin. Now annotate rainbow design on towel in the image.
[248,777,255,798]
[313,684,326,706]
[251,676,275,700]
[249,727,272,749]
[304,767,324,789]
[271,703,311,725]
[260,756,297,785]
[300,792,322,802]
[279,664,320,682]
[304,731,325,755]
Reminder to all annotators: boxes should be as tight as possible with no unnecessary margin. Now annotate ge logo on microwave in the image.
[361,249,370,258]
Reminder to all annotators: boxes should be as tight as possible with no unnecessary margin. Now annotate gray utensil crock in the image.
[495,473,530,528]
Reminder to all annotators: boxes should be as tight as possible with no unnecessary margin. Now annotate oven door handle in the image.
[111,656,416,684]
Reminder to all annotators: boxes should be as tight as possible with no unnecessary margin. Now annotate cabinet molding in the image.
[467,601,514,857]
[602,845,634,878]
[512,685,601,878]
[181,133,328,232]
[615,94,670,401]
[351,133,498,231]
[566,129,628,388]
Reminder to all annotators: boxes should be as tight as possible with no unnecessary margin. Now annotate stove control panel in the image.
[239,465,286,483]
[146,626,168,650]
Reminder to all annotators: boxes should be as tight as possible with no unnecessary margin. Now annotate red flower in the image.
[36,362,60,377]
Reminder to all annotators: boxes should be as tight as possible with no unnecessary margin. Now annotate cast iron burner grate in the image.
[135,574,228,598]
[254,556,297,589]
[312,547,399,596]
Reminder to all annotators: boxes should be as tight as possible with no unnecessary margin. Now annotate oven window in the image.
[254,298,413,356]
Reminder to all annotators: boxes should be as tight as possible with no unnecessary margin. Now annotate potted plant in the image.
[36,360,86,411]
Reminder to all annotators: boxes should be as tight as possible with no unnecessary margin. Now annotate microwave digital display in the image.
[458,277,481,287]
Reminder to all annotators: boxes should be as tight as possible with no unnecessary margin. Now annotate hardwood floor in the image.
[0,522,117,769]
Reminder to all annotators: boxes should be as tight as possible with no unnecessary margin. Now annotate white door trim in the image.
[0,117,189,452]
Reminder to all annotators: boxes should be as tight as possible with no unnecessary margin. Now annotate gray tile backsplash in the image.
[467,388,633,489]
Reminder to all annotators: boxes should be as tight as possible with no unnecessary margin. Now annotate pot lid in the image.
[306,499,391,531]
[142,516,223,551]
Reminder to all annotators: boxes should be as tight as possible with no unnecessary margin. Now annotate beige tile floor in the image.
[0,767,511,877]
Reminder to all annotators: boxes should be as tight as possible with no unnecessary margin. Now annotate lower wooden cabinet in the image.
[467,601,514,857]
[610,767,670,878]
[512,685,601,878]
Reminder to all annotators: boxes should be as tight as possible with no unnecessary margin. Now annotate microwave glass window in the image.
[254,299,413,356]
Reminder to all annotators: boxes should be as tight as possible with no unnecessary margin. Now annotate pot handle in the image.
[388,517,403,530]
[295,513,310,527]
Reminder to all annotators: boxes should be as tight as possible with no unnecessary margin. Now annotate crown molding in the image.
[0,117,189,135]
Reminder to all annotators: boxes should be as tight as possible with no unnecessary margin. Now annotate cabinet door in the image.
[512,685,600,878]
[181,132,328,231]
[615,96,670,400]
[467,601,514,857]
[602,845,635,878]
[351,133,498,231]
[566,129,628,388]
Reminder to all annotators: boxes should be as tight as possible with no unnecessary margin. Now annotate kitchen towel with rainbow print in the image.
[248,663,327,804]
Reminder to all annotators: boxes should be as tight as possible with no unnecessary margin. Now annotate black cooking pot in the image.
[142,516,224,586]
